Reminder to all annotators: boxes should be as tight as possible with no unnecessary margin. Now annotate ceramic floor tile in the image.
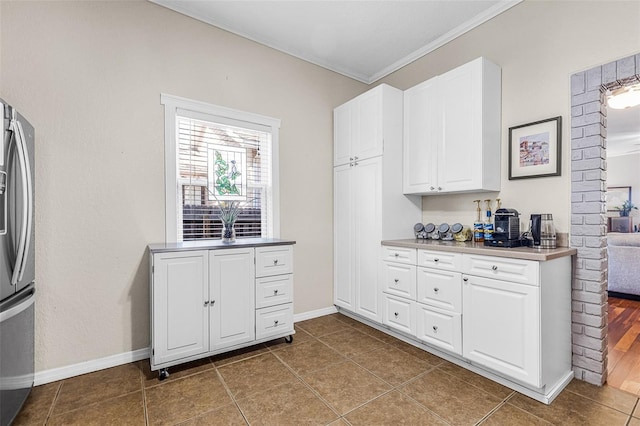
[217,352,298,399]
[437,360,513,400]
[236,380,338,425]
[302,360,391,415]
[319,328,386,358]
[480,403,553,425]
[345,390,448,425]
[630,417,640,426]
[347,322,402,344]
[48,391,144,426]
[399,368,502,426]
[327,419,350,425]
[509,390,630,426]
[53,363,142,415]
[351,345,432,386]
[296,315,352,337]
[211,343,269,367]
[145,369,232,425]
[142,357,214,388]
[388,339,446,365]
[273,339,345,375]
[328,312,362,327]
[11,382,60,426]
[635,401,640,418]
[565,379,638,414]
[176,403,247,425]
[264,326,314,350]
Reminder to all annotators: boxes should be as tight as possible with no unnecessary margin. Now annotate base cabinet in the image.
[369,244,572,404]
[150,242,295,375]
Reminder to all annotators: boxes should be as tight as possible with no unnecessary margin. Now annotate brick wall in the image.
[570,53,640,385]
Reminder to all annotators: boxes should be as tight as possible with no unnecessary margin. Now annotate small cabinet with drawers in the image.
[149,240,295,379]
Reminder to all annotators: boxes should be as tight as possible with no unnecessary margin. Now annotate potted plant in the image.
[616,200,638,217]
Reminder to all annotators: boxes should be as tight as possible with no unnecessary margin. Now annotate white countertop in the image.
[382,239,577,261]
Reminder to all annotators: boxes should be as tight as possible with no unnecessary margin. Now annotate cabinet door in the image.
[354,88,383,161]
[152,251,208,366]
[334,102,353,166]
[209,248,256,350]
[462,274,541,387]
[354,156,383,322]
[403,78,440,194]
[334,164,355,311]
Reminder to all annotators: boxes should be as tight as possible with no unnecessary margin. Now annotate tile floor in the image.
[12,313,640,425]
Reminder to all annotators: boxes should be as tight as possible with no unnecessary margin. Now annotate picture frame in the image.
[508,116,562,180]
[606,186,631,212]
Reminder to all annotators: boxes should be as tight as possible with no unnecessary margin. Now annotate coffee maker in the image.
[484,208,521,247]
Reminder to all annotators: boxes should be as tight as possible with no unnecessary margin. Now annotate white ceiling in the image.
[151,0,639,157]
[150,0,521,84]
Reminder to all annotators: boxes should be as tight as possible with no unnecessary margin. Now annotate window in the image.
[162,94,280,243]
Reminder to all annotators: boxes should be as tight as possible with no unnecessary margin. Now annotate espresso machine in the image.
[484,208,522,248]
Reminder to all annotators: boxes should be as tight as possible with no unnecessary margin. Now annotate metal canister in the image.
[424,223,436,239]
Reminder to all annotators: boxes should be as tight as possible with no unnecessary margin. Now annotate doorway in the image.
[570,53,640,390]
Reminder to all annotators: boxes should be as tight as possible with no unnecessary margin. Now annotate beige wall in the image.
[0,1,365,371]
[2,0,639,374]
[381,1,640,234]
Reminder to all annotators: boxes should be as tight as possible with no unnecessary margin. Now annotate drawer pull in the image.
[274,320,279,326]
[433,258,440,263]
[394,278,399,284]
[491,265,498,271]
[463,277,469,282]
[394,312,399,317]
[274,289,279,295]
[432,325,438,332]
[394,253,399,257]
[204,300,209,306]
[433,287,439,293]
[274,259,279,265]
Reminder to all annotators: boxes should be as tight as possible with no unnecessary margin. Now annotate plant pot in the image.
[222,222,236,243]
[620,211,630,217]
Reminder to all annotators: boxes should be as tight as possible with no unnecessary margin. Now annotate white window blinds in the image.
[175,110,274,241]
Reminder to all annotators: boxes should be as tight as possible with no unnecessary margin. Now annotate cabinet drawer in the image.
[416,304,462,355]
[255,304,294,340]
[255,245,294,278]
[417,250,461,271]
[383,294,415,335]
[416,268,461,312]
[256,275,293,309]
[381,246,417,265]
[382,262,416,299]
[462,254,539,286]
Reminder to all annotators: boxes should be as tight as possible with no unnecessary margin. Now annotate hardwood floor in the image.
[607,296,640,396]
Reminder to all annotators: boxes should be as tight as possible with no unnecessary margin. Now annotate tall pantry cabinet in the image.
[333,84,421,322]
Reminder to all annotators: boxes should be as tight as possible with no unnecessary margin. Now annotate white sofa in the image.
[607,232,640,297]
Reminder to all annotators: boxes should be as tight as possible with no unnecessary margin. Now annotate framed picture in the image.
[508,116,562,180]
[606,186,631,212]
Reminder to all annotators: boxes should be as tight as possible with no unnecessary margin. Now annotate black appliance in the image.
[484,208,522,248]
[530,214,542,247]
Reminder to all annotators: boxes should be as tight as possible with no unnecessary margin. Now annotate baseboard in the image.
[293,305,338,322]
[34,306,338,385]
[34,347,150,386]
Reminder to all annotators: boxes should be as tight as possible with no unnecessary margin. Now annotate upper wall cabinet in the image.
[403,57,502,195]
[334,85,389,166]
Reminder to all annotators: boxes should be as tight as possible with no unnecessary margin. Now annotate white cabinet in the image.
[403,57,502,195]
[150,242,295,376]
[209,248,255,350]
[151,250,209,366]
[462,273,540,386]
[334,84,421,324]
[334,86,384,167]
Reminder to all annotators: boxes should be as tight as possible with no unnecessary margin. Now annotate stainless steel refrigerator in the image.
[0,99,35,426]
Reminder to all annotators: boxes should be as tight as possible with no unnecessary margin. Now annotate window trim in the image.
[161,93,281,243]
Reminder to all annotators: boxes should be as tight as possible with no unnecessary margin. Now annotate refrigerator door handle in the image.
[15,118,33,283]
[8,114,31,286]
[0,286,35,322]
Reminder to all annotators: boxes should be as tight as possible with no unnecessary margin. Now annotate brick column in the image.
[570,54,640,385]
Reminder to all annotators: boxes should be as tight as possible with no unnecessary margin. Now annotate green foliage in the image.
[214,150,241,196]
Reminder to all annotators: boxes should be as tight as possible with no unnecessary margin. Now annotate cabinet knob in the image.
[350,157,354,161]
[433,287,439,293]
[394,312,399,317]
[437,186,442,191]
[273,259,279,265]
[274,289,279,295]
[350,162,354,167]
[430,186,435,191]
[492,265,498,271]
[354,156,359,160]
[204,300,209,306]
[354,162,359,166]
[274,320,279,326]
[394,253,399,257]
[463,277,469,282]
[433,325,438,332]
[394,278,399,283]
[433,258,439,263]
